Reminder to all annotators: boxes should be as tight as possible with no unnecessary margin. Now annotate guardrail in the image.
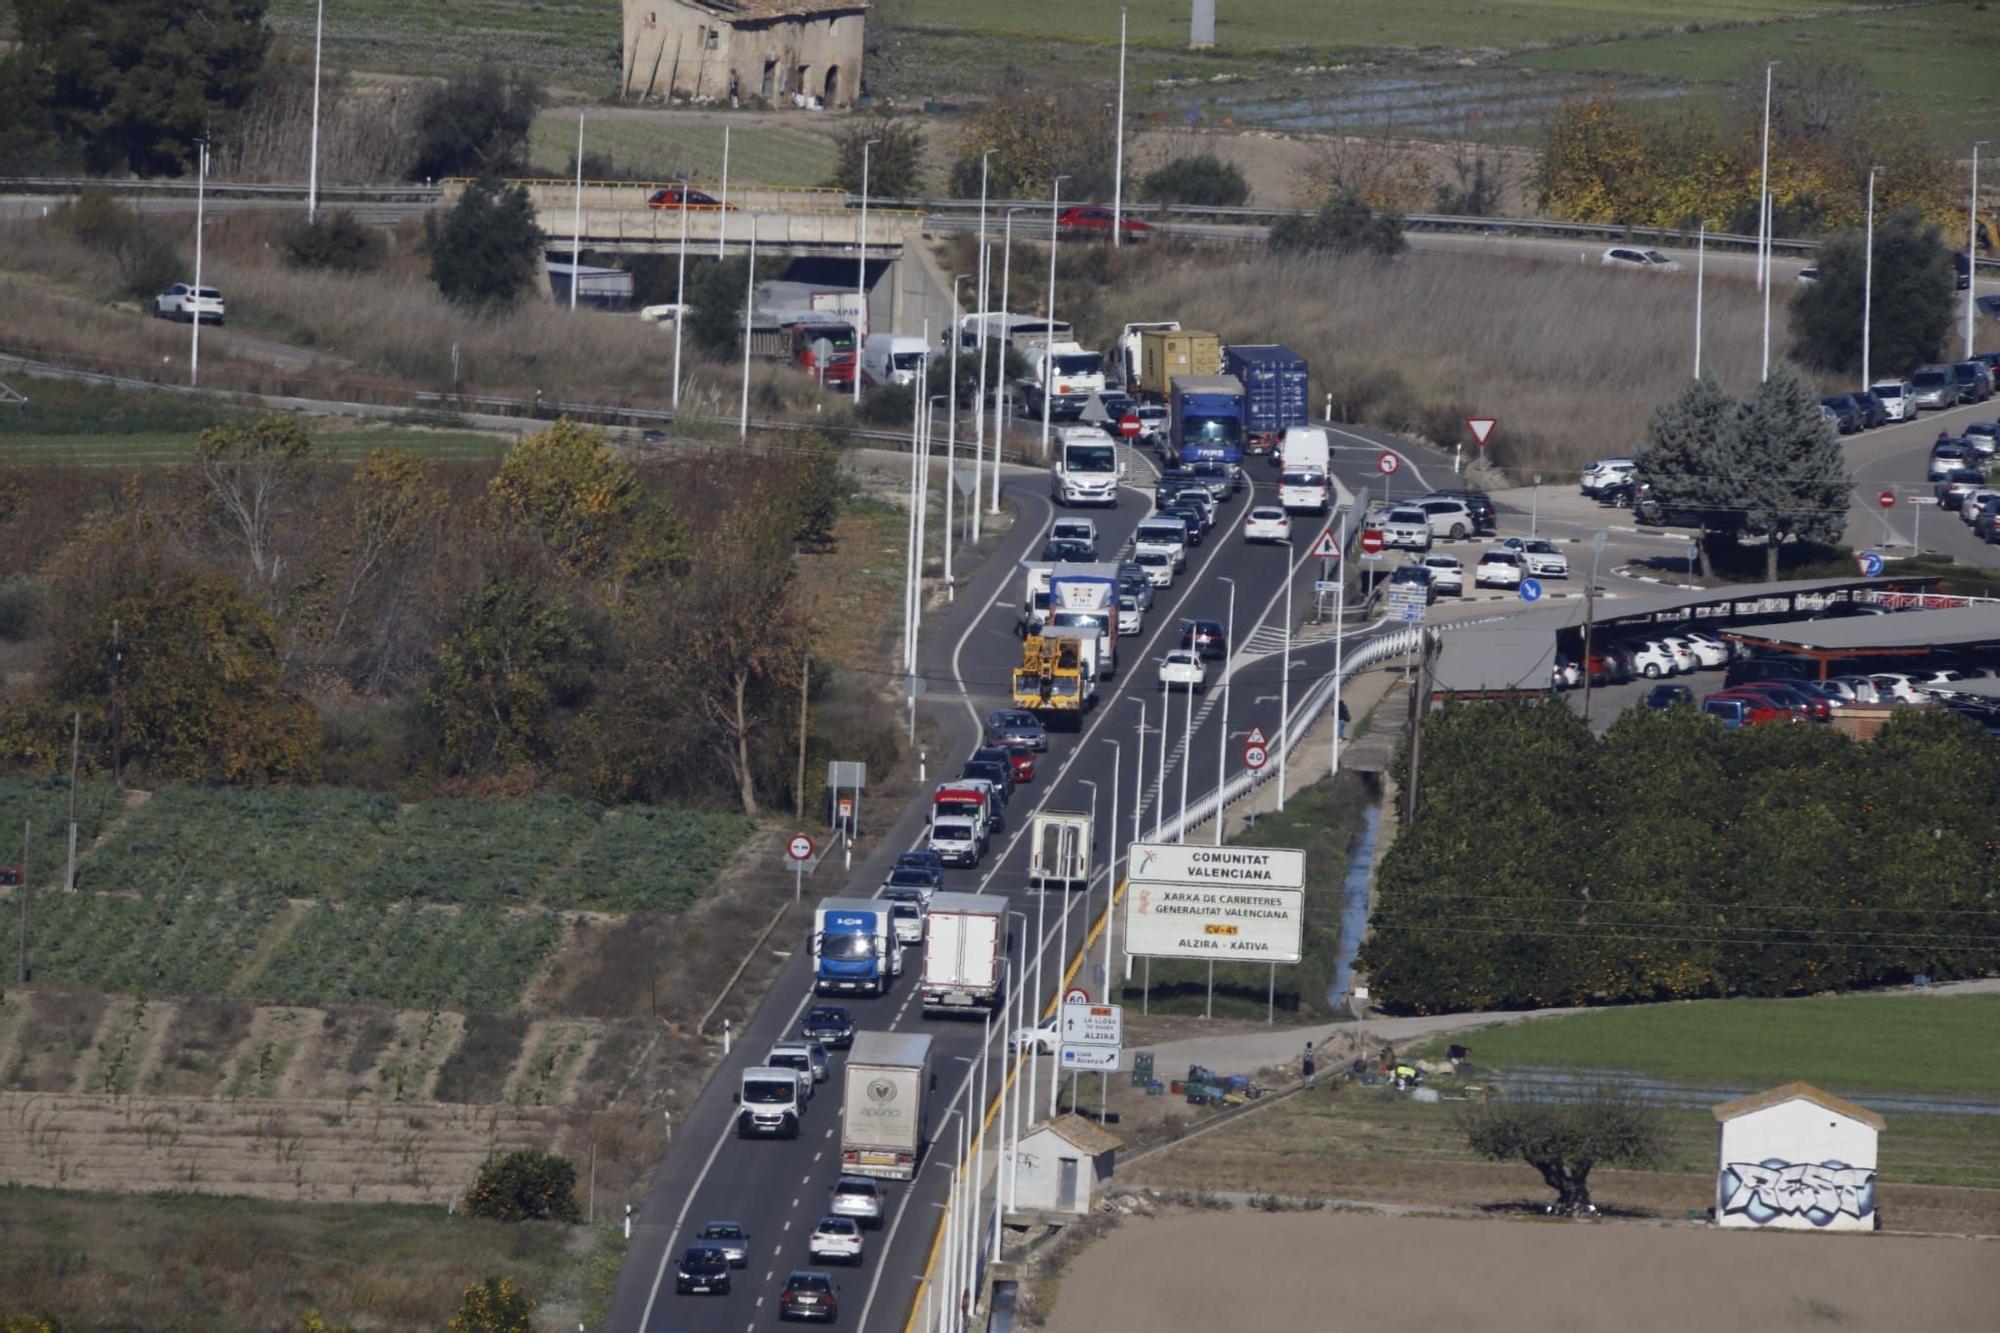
[0,175,440,203]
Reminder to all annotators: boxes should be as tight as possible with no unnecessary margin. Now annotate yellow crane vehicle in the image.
[1012,634,1086,727]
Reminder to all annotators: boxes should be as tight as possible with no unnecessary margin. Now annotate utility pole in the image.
[17,819,29,986]
[65,712,79,891]
[1403,632,1431,825]
[109,618,123,781]
[795,653,810,821]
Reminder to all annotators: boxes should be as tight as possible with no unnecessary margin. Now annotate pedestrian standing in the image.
[1302,1042,1317,1090]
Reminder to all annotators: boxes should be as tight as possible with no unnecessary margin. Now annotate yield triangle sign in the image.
[1245,725,1268,746]
[1310,529,1340,559]
[1467,417,1497,446]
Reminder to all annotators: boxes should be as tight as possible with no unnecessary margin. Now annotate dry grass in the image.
[1104,248,1768,477]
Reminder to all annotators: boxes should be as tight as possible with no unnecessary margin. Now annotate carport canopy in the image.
[1722,605,2000,678]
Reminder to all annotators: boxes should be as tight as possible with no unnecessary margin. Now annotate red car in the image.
[1002,749,1034,784]
[1725,679,1829,721]
[1701,690,1793,728]
[646,185,732,211]
[1056,205,1151,241]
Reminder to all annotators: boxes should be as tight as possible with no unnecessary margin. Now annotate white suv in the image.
[154,283,225,324]
[1474,549,1523,588]
[1580,458,1635,495]
[1379,508,1433,551]
[1870,379,1916,422]
[1419,554,1464,596]
[1413,498,1475,541]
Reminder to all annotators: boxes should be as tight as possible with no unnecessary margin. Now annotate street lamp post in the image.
[307,0,325,224]
[191,137,209,388]
[974,149,998,540]
[1969,141,1990,360]
[717,124,731,257]
[1177,673,1194,842]
[993,206,1031,515]
[855,138,881,406]
[947,272,971,595]
[1330,508,1347,778]
[1049,779,1096,1119]
[672,176,689,409]
[1276,539,1295,812]
[1864,166,1881,388]
[1039,176,1069,462]
[738,227,756,440]
[1213,578,1235,846]
[1694,222,1705,379]
[1113,7,1129,248]
[1758,60,1779,382]
[569,111,585,313]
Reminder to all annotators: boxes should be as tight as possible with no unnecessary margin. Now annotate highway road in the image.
[604,424,1450,1333]
[1840,396,2000,567]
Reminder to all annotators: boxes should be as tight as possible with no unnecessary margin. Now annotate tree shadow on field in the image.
[1475,1198,1652,1220]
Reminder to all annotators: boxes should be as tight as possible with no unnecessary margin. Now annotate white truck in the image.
[1280,426,1331,475]
[1020,339,1107,420]
[735,1064,805,1139]
[1022,562,1054,631]
[861,333,929,387]
[920,892,1008,1014]
[1027,809,1091,893]
[1049,562,1121,678]
[1042,623,1104,688]
[1050,425,1123,506]
[1133,516,1190,572]
[840,1031,932,1180]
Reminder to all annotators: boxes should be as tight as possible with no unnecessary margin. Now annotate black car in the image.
[1039,538,1095,563]
[883,865,942,895]
[968,747,1022,794]
[779,1271,839,1323]
[1422,488,1497,532]
[1388,563,1436,604]
[1645,683,1694,710]
[1154,469,1200,506]
[1951,361,1994,404]
[801,1004,855,1049]
[894,849,943,876]
[982,708,1048,751]
[1849,388,1889,429]
[1158,506,1205,546]
[677,1246,732,1296]
[1180,618,1228,660]
[1819,394,1861,434]
[1596,481,1638,508]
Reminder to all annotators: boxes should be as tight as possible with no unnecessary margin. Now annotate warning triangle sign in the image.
[1467,417,1497,446]
[1310,529,1340,559]
[1245,725,1268,746]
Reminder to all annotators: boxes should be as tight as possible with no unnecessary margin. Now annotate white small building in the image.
[1011,1113,1123,1215]
[1713,1081,1884,1232]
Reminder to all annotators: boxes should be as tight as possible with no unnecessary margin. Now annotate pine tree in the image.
[1788,204,1955,378]
[1636,372,1740,577]
[1737,367,1852,580]
[422,178,545,310]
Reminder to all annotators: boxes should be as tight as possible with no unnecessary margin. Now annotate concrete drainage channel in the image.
[1328,799,1383,1010]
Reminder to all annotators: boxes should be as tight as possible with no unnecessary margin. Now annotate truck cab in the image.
[927,816,983,868]
[1170,374,1247,468]
[791,322,857,389]
[813,898,898,996]
[736,1066,803,1138]
[1050,426,1123,506]
[1021,340,1107,420]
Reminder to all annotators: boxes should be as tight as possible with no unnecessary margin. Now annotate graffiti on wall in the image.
[1718,1159,1876,1227]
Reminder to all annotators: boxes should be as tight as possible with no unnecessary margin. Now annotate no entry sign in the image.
[1359,529,1386,555]
[1119,414,1143,439]
[1877,490,1896,509]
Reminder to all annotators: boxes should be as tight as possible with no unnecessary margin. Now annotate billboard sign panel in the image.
[1123,841,1305,963]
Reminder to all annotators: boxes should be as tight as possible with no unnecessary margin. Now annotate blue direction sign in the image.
[1857,550,1885,578]
[1519,578,1544,603]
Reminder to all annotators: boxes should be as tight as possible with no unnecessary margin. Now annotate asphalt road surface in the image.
[603,425,1451,1333]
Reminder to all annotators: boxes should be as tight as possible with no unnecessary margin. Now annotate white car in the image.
[1277,469,1329,514]
[1133,404,1170,448]
[1961,489,2000,522]
[828,1176,884,1226]
[1132,549,1175,588]
[1870,380,1916,422]
[807,1216,864,1264]
[766,1043,818,1097]
[1158,650,1207,693]
[1626,641,1680,678]
[1474,549,1523,588]
[154,282,225,324]
[1828,675,1881,704]
[1499,537,1569,578]
[1666,634,1727,669]
[1684,629,1742,663]
[1419,554,1464,596]
[1011,1015,1059,1055]
[1657,637,1707,672]
[1117,595,1143,637]
[1580,458,1635,495]
[1869,673,1931,704]
[1244,505,1292,543]
[1413,498,1476,541]
[1379,508,1433,551]
[1601,246,1681,272]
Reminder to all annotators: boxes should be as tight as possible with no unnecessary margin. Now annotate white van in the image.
[1279,426,1331,475]
[862,334,929,388]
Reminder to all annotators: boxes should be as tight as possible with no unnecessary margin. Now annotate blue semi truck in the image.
[813,897,901,996]
[1222,344,1309,460]
[1170,374,1248,468]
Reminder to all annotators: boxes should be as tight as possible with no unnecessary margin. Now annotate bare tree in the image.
[1460,1085,1670,1215]
[194,413,313,591]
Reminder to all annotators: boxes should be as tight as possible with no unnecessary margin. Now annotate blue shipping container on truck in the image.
[1222,344,1309,459]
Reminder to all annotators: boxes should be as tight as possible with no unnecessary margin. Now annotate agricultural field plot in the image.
[259,0,622,90]
[547,805,755,913]
[528,113,841,191]
[342,793,603,907]
[1518,4,2000,149]
[80,785,398,897]
[0,883,286,997]
[0,427,510,469]
[253,900,564,1011]
[0,776,123,885]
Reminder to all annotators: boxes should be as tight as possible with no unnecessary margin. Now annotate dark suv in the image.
[1953,361,1996,404]
[802,1004,855,1049]
[1180,618,1228,660]
[1819,394,1861,434]
[1849,388,1889,429]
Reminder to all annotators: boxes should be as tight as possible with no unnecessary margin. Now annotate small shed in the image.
[1713,1082,1885,1231]
[1011,1114,1123,1216]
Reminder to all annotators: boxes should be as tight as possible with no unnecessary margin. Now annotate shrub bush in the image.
[1141,154,1249,207]
[463,1148,580,1223]
[282,211,386,272]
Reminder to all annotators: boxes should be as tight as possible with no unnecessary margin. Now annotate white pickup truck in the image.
[1132,517,1189,572]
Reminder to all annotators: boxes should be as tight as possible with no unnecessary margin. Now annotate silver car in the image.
[829,1175,883,1227]
[697,1221,751,1267]
[1911,368,1959,410]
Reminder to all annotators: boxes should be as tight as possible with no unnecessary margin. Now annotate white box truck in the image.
[1028,809,1092,892]
[920,891,1008,1014]
[840,1031,933,1180]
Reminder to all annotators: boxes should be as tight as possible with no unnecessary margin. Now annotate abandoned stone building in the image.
[622,0,868,108]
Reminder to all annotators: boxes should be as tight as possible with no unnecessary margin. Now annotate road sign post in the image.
[1519,577,1543,603]
[1377,450,1399,506]
[1467,417,1496,449]
[1243,722,1269,772]
[1118,413,1142,440]
[787,832,815,901]
[1877,489,1896,548]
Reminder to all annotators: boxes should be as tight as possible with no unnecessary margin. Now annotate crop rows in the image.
[254,902,563,1012]
[0,776,125,884]
[0,885,285,996]
[342,794,602,906]
[550,805,755,913]
[83,785,397,896]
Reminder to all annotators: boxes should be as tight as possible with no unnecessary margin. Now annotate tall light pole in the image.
[191,137,209,388]
[1276,539,1295,812]
[1112,6,1129,248]
[1104,741,1121,999]
[1050,780,1097,1118]
[1693,222,1706,380]
[1039,175,1069,462]
[1213,577,1235,846]
[569,110,585,312]
[1969,141,1990,360]
[307,0,325,224]
[738,227,756,439]
[1758,60,1779,382]
[672,176,689,409]
[855,138,881,406]
[1863,166,1881,389]
[946,273,970,594]
[717,124,731,257]
[974,149,999,541]
[994,207,1031,515]
[1330,508,1347,777]
[1177,673,1193,842]
[1129,697,1147,847]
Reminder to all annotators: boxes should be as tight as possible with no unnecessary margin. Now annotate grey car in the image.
[1911,368,1959,410]
[697,1221,751,1267]
[982,709,1047,752]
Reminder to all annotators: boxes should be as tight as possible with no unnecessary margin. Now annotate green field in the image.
[528,113,841,190]
[1520,4,2000,149]
[266,0,622,89]
[0,427,508,468]
[1428,992,2000,1096]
